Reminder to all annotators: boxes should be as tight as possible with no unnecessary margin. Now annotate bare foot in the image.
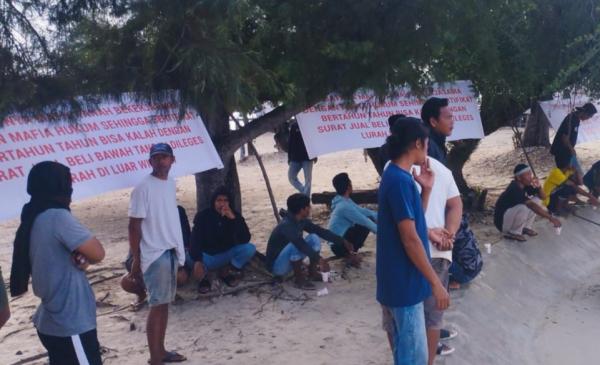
[448,281,461,290]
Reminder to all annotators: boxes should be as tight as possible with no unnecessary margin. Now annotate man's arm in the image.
[566,180,600,204]
[305,221,346,247]
[560,134,576,155]
[397,219,449,310]
[444,196,463,237]
[128,218,143,277]
[525,200,561,226]
[343,206,377,233]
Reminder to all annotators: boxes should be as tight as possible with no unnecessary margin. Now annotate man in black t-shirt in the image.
[494,164,561,241]
[550,103,597,185]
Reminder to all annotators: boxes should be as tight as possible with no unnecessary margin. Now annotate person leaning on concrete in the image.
[11,161,105,364]
[190,186,256,294]
[550,102,597,185]
[542,154,600,216]
[128,143,187,365]
[494,164,561,242]
[327,172,376,267]
[583,160,600,198]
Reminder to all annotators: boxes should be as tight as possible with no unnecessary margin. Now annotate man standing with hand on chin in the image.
[129,143,187,365]
[377,117,450,365]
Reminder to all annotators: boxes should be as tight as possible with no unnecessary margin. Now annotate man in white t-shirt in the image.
[129,143,187,365]
[415,157,463,364]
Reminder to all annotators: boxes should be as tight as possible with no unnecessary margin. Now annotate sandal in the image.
[504,233,527,242]
[197,279,211,294]
[294,279,316,290]
[522,228,538,236]
[148,351,187,364]
[163,351,187,363]
[222,274,241,288]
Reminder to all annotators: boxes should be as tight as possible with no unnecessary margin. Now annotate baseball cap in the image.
[149,143,174,157]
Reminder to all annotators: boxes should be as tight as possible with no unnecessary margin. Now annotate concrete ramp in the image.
[443,207,600,365]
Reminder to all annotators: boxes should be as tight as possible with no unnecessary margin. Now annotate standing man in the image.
[550,102,597,185]
[288,121,315,196]
[413,156,463,363]
[11,161,105,364]
[129,143,187,365]
[377,118,449,365]
[494,164,561,241]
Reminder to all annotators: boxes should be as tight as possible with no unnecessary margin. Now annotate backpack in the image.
[452,214,483,277]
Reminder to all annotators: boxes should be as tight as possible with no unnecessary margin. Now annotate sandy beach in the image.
[1,127,600,365]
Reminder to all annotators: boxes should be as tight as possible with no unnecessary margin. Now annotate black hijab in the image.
[10,161,73,297]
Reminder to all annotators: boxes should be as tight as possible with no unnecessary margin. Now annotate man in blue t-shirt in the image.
[377,117,450,365]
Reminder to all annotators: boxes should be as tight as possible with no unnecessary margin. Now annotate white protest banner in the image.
[539,96,600,144]
[295,80,484,158]
[0,94,223,221]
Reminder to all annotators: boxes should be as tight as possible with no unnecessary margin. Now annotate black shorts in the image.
[37,329,102,365]
[548,185,577,213]
[331,224,371,257]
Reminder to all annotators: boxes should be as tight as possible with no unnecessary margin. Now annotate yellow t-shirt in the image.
[542,168,573,206]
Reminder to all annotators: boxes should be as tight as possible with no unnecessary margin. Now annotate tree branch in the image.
[220,103,308,158]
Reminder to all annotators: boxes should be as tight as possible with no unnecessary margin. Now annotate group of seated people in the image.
[121,173,378,302]
[494,155,600,242]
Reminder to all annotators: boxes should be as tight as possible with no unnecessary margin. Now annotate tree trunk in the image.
[522,101,550,147]
[447,139,480,194]
[194,104,242,213]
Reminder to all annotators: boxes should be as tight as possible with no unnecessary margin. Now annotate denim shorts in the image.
[143,249,177,306]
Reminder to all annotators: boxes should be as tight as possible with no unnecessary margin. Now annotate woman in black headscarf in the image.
[10,161,106,365]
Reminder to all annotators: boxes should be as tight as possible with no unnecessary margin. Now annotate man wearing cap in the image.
[128,143,187,364]
[550,102,598,185]
[494,164,561,241]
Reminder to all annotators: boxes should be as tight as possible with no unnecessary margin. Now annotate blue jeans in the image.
[389,302,428,365]
[288,160,313,196]
[449,261,476,284]
[202,243,256,270]
[272,234,321,276]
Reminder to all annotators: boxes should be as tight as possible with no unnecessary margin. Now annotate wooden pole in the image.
[231,114,281,223]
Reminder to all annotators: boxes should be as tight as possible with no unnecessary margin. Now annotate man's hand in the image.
[589,196,600,207]
[343,240,355,254]
[432,282,450,310]
[71,252,90,271]
[531,177,541,189]
[221,204,236,219]
[319,257,330,273]
[413,158,434,191]
[549,216,562,228]
[131,256,143,279]
[428,228,453,251]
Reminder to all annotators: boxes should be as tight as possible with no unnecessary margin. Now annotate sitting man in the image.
[267,194,350,290]
[191,187,256,293]
[543,154,599,215]
[327,173,376,265]
[583,160,600,198]
[495,164,561,242]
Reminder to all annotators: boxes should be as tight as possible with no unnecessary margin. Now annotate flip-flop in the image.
[522,228,538,236]
[504,233,527,242]
[163,351,187,363]
[197,279,212,294]
[148,351,187,364]
[294,280,316,290]
[222,274,241,287]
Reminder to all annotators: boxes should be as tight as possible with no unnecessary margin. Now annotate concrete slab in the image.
[442,207,600,365]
